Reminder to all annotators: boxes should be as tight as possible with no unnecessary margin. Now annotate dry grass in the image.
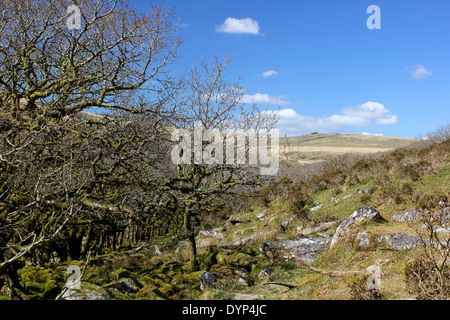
[284,146,394,154]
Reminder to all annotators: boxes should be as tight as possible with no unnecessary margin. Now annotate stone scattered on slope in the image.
[297,221,338,237]
[104,278,141,294]
[257,267,272,280]
[331,206,385,248]
[392,207,422,223]
[393,206,450,224]
[199,271,215,292]
[356,231,370,250]
[58,282,114,300]
[255,209,269,220]
[228,216,252,225]
[197,230,225,247]
[377,233,423,250]
[222,230,276,248]
[310,204,324,211]
[260,236,331,264]
[356,231,423,251]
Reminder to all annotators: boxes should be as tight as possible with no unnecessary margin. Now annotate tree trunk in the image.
[4,263,25,300]
[184,210,199,271]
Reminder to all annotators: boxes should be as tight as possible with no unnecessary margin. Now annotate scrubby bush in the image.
[405,257,450,300]
[427,124,450,143]
[406,194,450,300]
[287,190,313,220]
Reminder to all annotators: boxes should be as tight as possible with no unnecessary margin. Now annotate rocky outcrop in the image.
[199,271,215,292]
[392,207,422,223]
[393,206,450,225]
[260,236,331,264]
[209,264,253,286]
[331,206,385,248]
[197,230,225,247]
[310,204,324,211]
[104,278,141,294]
[222,230,276,248]
[377,233,423,250]
[228,216,252,225]
[58,282,114,300]
[255,209,269,220]
[297,221,338,237]
[257,267,272,280]
[355,231,370,249]
[356,231,423,251]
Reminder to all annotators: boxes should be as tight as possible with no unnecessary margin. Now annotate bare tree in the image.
[163,56,279,270]
[0,0,182,297]
[0,0,181,116]
[426,124,450,143]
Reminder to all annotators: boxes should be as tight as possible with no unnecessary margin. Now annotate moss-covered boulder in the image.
[103,278,142,294]
[111,268,140,281]
[43,280,61,299]
[171,271,202,287]
[136,283,175,300]
[199,248,219,271]
[18,266,52,283]
[209,265,253,286]
[136,284,160,299]
[17,265,64,300]
[216,251,255,271]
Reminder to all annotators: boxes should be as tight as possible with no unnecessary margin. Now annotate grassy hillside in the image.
[3,134,448,301]
[279,133,416,165]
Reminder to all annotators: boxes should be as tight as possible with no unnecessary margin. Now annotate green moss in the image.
[136,285,167,300]
[199,251,218,271]
[111,268,140,280]
[43,280,60,299]
[171,271,202,286]
[171,274,185,286]
[210,265,235,278]
[158,283,174,296]
[18,266,52,282]
[173,287,202,300]
[153,272,172,283]
[216,251,255,270]
[185,271,203,283]
[25,281,46,293]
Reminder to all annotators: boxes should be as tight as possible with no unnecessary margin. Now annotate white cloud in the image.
[242,93,291,106]
[342,102,389,119]
[267,101,398,136]
[376,115,398,125]
[260,70,278,78]
[342,101,398,125]
[216,17,260,35]
[409,64,432,80]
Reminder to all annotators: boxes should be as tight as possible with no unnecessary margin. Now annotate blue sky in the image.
[135,0,449,138]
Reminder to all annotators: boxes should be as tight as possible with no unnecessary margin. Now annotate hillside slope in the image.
[3,136,448,301]
[279,133,416,165]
